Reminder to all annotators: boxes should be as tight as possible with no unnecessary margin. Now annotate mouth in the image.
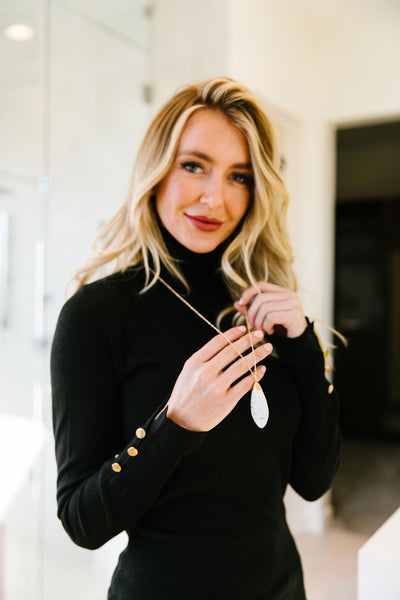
[185,214,223,232]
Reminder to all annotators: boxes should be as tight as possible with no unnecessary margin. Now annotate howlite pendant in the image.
[250,382,269,428]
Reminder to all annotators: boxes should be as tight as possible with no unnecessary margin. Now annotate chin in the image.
[174,230,221,254]
[185,241,220,254]
[193,246,219,254]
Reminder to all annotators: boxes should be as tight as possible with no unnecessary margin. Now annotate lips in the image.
[185,214,223,232]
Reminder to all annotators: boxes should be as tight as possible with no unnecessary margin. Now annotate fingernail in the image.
[264,343,273,351]
[254,330,264,339]
[238,298,244,305]
[238,325,246,332]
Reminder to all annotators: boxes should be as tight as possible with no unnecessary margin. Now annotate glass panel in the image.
[0,1,150,598]
[0,2,44,599]
[0,2,42,413]
[48,0,150,330]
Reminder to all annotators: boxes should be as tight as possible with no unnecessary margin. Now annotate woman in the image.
[51,77,341,599]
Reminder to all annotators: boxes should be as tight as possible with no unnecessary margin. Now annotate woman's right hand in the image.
[165,326,273,432]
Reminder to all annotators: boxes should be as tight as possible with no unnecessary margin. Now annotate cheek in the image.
[156,181,177,222]
[231,194,250,224]
[157,178,196,215]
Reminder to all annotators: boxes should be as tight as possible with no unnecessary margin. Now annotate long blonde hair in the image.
[70,77,296,304]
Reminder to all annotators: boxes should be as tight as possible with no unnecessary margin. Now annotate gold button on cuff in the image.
[127,446,138,457]
[323,349,329,358]
[328,384,334,394]
[136,427,146,439]
[111,462,121,473]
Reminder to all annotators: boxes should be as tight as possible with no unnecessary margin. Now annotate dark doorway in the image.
[334,121,400,439]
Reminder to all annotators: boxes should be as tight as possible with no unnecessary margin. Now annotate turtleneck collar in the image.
[159,223,228,289]
[153,221,236,323]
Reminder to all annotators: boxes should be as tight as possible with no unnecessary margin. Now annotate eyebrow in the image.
[178,150,252,170]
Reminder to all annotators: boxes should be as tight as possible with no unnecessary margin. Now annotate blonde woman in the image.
[51,77,341,599]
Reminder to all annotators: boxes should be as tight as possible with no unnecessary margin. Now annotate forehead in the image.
[178,109,250,162]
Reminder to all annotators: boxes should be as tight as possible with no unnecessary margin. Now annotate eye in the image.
[180,161,203,174]
[232,172,253,187]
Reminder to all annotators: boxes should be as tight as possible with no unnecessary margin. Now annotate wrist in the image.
[166,405,200,432]
[287,317,308,339]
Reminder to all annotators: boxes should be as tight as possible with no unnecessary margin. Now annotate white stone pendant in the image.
[250,382,269,428]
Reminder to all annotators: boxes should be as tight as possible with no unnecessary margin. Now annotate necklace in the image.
[156,273,269,428]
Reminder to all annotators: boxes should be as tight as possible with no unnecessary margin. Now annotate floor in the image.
[3,436,400,599]
[295,527,367,600]
[331,437,400,536]
[296,436,400,600]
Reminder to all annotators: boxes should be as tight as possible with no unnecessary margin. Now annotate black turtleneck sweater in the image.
[51,230,341,600]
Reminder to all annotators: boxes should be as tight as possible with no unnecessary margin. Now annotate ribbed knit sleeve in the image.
[270,320,342,501]
[51,290,208,550]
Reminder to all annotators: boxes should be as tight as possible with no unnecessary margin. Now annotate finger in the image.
[255,309,283,334]
[248,293,296,311]
[234,294,291,319]
[193,325,247,363]
[209,329,265,372]
[226,365,267,405]
[247,296,298,325]
[249,301,299,331]
[262,312,307,338]
[235,285,260,309]
[257,310,297,335]
[221,342,272,388]
[252,281,290,294]
[237,281,291,305]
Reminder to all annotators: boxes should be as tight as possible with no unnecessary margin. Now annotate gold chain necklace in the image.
[155,272,269,428]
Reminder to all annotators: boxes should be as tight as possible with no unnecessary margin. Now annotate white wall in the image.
[313,3,400,123]
[151,0,228,107]
[227,0,317,119]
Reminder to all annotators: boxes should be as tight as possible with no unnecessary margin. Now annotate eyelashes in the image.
[231,173,253,187]
[180,161,253,187]
[181,161,203,174]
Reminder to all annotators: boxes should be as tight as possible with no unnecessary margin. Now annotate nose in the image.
[200,173,225,210]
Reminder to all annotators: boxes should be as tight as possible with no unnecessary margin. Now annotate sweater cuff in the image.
[151,405,209,454]
[268,318,324,371]
[109,402,208,475]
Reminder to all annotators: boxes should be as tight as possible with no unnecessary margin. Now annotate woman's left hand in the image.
[234,282,307,339]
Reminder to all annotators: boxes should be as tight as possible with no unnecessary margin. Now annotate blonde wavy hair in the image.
[70,77,297,311]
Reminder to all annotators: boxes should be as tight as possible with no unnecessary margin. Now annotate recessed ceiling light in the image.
[4,24,35,41]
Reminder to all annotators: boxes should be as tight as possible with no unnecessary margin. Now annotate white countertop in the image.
[359,507,400,561]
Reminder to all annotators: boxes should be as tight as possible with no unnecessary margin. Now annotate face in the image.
[155,109,253,253]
